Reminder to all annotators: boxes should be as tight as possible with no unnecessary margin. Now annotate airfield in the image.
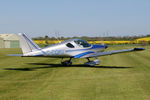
[0,45,150,100]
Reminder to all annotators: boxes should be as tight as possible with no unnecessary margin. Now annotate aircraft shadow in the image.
[4,63,133,71]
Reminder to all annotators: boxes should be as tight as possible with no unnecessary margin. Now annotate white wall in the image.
[4,40,10,48]
[0,38,4,48]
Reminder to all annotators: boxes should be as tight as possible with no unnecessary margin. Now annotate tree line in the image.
[32,34,150,41]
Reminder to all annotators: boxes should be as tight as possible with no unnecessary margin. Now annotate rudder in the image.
[18,33,41,54]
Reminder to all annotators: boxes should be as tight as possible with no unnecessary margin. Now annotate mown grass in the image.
[0,45,150,100]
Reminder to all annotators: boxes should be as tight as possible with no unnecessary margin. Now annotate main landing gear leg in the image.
[87,58,91,62]
[61,57,72,66]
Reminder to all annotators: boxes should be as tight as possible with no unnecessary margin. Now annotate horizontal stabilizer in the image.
[8,54,23,56]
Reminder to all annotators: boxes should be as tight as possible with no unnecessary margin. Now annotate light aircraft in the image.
[9,33,145,66]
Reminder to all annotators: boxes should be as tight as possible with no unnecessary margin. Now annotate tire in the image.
[61,61,72,66]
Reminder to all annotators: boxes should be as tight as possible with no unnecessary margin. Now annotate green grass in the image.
[0,45,150,100]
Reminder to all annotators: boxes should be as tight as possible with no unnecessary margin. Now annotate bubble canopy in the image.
[74,39,91,47]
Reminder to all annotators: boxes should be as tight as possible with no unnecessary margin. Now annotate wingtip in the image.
[134,48,145,51]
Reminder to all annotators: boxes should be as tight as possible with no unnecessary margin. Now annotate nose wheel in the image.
[84,58,100,66]
[61,58,72,66]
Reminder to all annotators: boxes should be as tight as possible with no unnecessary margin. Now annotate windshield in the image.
[74,39,91,47]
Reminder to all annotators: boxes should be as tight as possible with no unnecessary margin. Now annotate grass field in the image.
[0,45,150,100]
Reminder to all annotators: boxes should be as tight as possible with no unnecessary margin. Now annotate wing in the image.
[80,48,145,58]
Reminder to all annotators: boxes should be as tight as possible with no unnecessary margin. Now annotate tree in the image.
[45,35,49,44]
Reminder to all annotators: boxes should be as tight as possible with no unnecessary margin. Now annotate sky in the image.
[0,0,150,37]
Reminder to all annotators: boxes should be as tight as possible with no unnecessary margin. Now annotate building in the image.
[0,37,4,48]
[0,34,20,48]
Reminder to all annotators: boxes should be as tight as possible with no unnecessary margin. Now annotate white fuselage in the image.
[23,39,107,58]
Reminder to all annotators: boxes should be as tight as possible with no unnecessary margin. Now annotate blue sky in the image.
[0,0,150,37]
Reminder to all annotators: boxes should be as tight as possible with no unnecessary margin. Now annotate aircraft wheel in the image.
[84,61,96,66]
[61,61,72,66]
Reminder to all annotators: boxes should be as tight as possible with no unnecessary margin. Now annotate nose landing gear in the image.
[84,58,100,66]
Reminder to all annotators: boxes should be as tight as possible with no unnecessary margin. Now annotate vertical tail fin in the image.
[18,33,41,54]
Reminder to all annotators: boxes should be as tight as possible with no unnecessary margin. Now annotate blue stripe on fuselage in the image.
[74,51,95,58]
[91,44,106,49]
